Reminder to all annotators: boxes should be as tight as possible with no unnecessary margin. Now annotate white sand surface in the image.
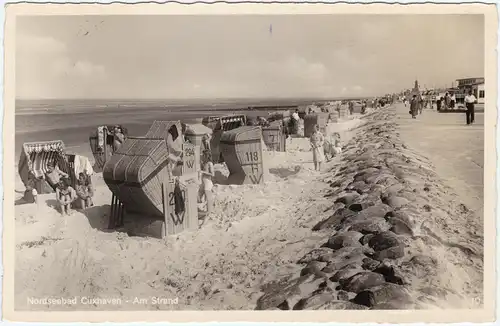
[14,117,362,310]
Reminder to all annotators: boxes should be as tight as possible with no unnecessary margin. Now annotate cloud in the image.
[193,54,332,98]
[16,34,107,98]
[51,57,106,79]
[250,55,330,96]
[15,15,484,99]
[17,34,67,55]
[280,55,328,82]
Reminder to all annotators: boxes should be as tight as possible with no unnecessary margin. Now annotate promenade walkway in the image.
[394,103,485,215]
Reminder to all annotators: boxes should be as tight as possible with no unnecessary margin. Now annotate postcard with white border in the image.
[3,2,497,323]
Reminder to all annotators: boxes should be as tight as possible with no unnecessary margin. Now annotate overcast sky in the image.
[16,14,484,100]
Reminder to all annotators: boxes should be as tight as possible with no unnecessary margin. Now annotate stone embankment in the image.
[256,106,483,310]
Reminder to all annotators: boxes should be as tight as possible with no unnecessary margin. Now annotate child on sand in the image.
[323,132,342,162]
[23,172,39,204]
[56,178,76,216]
[75,173,94,209]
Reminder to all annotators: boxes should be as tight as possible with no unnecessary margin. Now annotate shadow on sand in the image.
[45,199,59,211]
[44,198,115,233]
[82,205,167,239]
[269,166,301,179]
[81,204,112,232]
[214,171,229,185]
[15,198,31,206]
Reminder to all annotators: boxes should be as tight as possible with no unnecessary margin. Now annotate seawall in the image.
[255,105,484,310]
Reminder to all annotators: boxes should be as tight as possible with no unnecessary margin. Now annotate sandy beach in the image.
[14,103,484,311]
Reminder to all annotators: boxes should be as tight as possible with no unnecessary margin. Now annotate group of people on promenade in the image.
[408,94,424,119]
[435,92,457,111]
[406,89,478,125]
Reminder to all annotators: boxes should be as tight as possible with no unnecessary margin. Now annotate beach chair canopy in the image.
[145,120,184,156]
[202,116,221,125]
[146,120,181,139]
[185,123,213,137]
[18,140,71,188]
[217,115,247,132]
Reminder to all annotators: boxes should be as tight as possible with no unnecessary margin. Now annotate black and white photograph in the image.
[4,3,497,323]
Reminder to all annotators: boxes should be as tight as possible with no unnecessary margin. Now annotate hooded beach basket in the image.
[209,114,247,163]
[102,120,183,218]
[18,140,75,195]
[303,113,328,138]
[219,126,265,185]
[184,123,213,147]
[262,123,286,152]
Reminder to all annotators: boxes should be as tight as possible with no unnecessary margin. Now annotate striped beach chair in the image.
[18,140,75,195]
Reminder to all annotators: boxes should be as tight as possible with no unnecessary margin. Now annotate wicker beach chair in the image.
[303,113,329,138]
[18,140,75,196]
[208,114,247,163]
[103,120,198,236]
[219,126,265,185]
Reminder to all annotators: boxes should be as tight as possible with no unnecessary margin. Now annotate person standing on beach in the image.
[310,124,325,171]
[419,94,424,115]
[464,89,477,125]
[436,96,442,111]
[201,133,211,153]
[348,101,354,115]
[290,109,300,136]
[198,150,215,216]
[42,161,69,191]
[450,93,456,109]
[410,95,419,119]
[166,128,183,177]
[112,126,125,152]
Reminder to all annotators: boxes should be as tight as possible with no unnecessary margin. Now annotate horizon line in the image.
[15,95,386,101]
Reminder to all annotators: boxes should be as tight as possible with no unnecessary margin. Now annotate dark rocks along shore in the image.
[255,107,482,310]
